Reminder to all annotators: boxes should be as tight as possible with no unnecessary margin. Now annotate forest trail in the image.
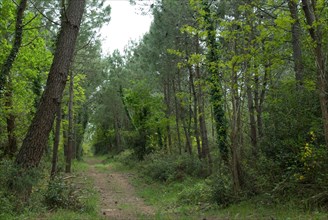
[85,158,155,220]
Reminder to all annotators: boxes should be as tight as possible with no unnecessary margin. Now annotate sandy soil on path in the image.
[86,158,155,220]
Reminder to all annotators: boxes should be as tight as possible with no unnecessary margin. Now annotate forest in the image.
[1,0,328,219]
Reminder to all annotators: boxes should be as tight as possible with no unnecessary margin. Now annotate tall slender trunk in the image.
[66,72,74,173]
[164,80,172,153]
[230,66,243,193]
[114,116,121,151]
[75,105,88,160]
[51,103,62,178]
[173,78,182,154]
[62,110,68,157]
[195,61,212,172]
[288,0,304,86]
[246,76,257,157]
[202,3,228,163]
[188,65,201,159]
[177,69,192,154]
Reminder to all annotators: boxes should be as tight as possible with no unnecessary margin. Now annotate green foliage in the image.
[208,174,234,207]
[123,81,167,160]
[178,181,213,206]
[0,159,44,216]
[141,152,203,182]
[262,78,322,176]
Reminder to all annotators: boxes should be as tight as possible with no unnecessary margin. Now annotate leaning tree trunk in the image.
[15,0,86,170]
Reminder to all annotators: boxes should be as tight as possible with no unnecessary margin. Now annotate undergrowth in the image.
[108,149,328,219]
[0,158,102,220]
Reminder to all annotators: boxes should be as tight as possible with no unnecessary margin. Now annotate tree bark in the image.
[114,116,121,151]
[0,0,28,93]
[4,79,17,158]
[173,78,182,154]
[51,103,62,178]
[195,56,212,172]
[188,65,202,159]
[288,0,304,86]
[15,0,86,169]
[246,76,257,157]
[177,68,192,154]
[230,66,243,193]
[164,79,172,153]
[66,71,74,173]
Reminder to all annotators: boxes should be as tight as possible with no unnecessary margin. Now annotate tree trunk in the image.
[15,0,86,170]
[288,0,304,86]
[62,111,68,157]
[4,78,17,158]
[173,78,182,154]
[51,103,62,178]
[202,3,228,163]
[177,69,192,154]
[164,80,172,153]
[302,0,328,148]
[246,78,257,158]
[188,65,201,159]
[66,72,74,173]
[75,105,88,160]
[0,0,28,93]
[114,116,121,151]
[195,61,212,172]
[230,64,243,193]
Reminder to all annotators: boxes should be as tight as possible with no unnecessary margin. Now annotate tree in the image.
[0,0,27,93]
[15,0,86,171]
[302,0,328,148]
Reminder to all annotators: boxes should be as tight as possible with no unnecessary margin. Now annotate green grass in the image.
[72,159,89,172]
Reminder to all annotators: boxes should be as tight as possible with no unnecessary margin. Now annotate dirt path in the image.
[86,158,155,220]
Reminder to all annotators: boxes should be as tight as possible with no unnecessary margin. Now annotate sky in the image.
[100,1,153,54]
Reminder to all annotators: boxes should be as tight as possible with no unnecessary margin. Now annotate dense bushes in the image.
[0,159,45,217]
[140,152,203,182]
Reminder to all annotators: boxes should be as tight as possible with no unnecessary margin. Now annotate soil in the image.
[86,158,155,220]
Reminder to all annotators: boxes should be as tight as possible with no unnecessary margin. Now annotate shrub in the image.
[0,159,43,214]
[178,181,213,205]
[112,149,137,167]
[141,152,203,182]
[45,175,83,211]
[209,174,234,207]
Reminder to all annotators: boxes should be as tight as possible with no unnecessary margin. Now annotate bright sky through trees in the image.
[100,0,153,54]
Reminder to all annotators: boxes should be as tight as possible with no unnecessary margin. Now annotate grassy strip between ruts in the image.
[101,156,328,220]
